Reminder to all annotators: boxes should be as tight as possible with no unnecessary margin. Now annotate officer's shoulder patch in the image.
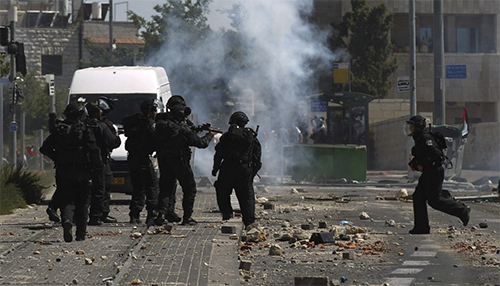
[426,139,433,146]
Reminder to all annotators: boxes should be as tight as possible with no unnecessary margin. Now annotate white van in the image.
[68,66,171,193]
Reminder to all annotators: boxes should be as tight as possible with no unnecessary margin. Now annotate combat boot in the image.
[460,206,471,226]
[62,220,73,242]
[88,217,103,226]
[409,227,430,234]
[101,215,117,223]
[146,211,158,227]
[154,213,166,226]
[166,212,182,223]
[181,217,197,226]
[46,207,60,223]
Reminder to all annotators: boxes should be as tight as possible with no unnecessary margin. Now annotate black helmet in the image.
[86,99,110,115]
[140,100,159,114]
[64,102,86,119]
[99,96,115,112]
[169,104,186,118]
[167,95,186,108]
[406,115,427,128]
[229,111,249,127]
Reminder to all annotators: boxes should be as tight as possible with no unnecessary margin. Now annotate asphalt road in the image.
[0,170,498,286]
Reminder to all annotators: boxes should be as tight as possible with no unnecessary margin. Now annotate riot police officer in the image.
[212,111,262,227]
[407,115,470,234]
[86,99,121,225]
[155,95,214,226]
[123,100,160,225]
[40,102,102,242]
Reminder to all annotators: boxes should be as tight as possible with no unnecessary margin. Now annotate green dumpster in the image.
[288,144,367,183]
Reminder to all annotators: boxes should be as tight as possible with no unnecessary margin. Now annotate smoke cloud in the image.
[148,0,336,175]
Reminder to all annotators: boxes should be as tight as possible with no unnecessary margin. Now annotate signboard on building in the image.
[446,65,467,79]
[397,76,410,92]
[333,63,349,84]
[46,74,55,96]
[310,100,327,112]
[10,121,17,132]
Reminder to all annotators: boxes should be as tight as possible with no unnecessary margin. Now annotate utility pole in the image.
[0,79,5,165]
[409,0,416,116]
[433,0,445,125]
[9,5,17,168]
[109,0,114,52]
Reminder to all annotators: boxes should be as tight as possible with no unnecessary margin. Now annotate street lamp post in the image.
[114,1,129,21]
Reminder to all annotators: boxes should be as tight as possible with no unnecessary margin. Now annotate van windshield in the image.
[69,93,157,129]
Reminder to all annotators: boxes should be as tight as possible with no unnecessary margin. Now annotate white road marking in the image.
[385,277,415,286]
[391,268,424,274]
[411,251,437,257]
[402,260,430,266]
[419,244,440,249]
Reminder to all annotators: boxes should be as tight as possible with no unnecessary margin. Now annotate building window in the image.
[456,28,478,53]
[41,55,63,75]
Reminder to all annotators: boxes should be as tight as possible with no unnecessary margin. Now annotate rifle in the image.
[192,123,223,134]
[48,112,63,134]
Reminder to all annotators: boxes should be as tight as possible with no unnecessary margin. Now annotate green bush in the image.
[0,164,46,204]
[0,181,27,215]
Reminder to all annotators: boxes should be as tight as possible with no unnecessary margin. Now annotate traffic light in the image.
[16,42,26,76]
[0,25,26,76]
[0,26,8,46]
[7,41,19,54]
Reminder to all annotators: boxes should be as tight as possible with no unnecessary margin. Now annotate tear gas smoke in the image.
[148,0,336,175]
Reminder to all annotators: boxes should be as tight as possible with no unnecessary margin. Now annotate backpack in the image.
[55,121,103,168]
[122,114,143,138]
[224,125,255,162]
[431,130,447,151]
[428,125,453,169]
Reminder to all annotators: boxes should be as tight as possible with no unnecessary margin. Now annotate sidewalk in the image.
[0,186,243,286]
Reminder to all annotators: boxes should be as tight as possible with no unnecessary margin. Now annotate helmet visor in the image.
[403,122,414,136]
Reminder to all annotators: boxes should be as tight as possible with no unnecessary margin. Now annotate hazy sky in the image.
[105,0,234,30]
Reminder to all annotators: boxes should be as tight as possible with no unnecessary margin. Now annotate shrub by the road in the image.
[0,181,27,215]
[1,164,47,209]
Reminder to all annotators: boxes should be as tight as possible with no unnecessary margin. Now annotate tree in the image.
[332,0,397,98]
[0,54,10,78]
[128,0,212,59]
[21,72,66,132]
[80,41,137,68]
[128,0,240,123]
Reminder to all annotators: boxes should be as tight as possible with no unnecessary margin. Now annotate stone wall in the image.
[369,118,500,171]
[369,99,411,123]
[16,27,80,88]
[462,122,500,170]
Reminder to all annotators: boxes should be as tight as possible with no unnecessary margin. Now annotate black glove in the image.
[211,169,218,177]
[409,158,419,170]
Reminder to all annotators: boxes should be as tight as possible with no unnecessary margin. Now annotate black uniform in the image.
[40,106,102,242]
[212,112,262,227]
[123,111,159,225]
[86,116,121,224]
[409,128,470,234]
[155,111,213,225]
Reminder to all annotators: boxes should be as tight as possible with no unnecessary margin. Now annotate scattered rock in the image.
[385,220,396,227]
[479,222,488,228]
[130,232,143,239]
[396,188,409,198]
[269,244,284,256]
[281,221,291,228]
[359,212,370,220]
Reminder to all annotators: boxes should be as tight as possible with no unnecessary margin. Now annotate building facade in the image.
[313,0,500,125]
[1,0,144,88]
